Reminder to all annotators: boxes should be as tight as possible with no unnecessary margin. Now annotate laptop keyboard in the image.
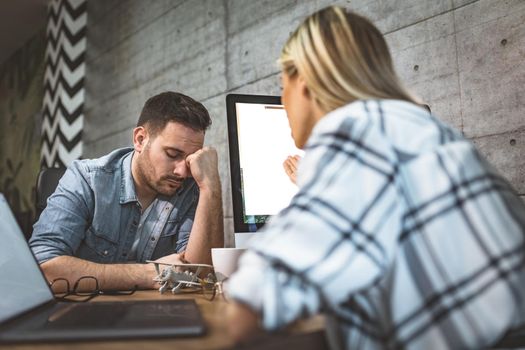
[47,300,202,329]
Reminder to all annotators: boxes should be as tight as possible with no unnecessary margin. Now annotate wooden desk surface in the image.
[0,290,325,350]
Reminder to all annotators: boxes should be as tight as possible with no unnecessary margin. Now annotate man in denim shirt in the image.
[30,92,224,291]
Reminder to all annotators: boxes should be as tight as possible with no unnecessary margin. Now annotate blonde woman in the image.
[226,6,525,349]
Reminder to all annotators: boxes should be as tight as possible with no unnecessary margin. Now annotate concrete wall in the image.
[84,0,525,247]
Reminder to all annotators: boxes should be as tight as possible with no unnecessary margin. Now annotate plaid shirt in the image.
[227,100,525,349]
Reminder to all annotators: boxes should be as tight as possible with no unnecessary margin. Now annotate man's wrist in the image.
[142,263,158,289]
[198,180,222,197]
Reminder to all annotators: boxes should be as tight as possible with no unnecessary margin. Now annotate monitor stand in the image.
[234,232,260,248]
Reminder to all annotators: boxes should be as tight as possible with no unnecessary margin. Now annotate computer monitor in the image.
[226,94,304,233]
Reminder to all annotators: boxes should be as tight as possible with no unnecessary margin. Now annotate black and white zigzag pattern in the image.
[41,0,87,168]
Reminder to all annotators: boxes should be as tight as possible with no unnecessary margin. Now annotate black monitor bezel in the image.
[226,93,283,233]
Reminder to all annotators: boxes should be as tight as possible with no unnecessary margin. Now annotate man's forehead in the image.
[155,122,204,149]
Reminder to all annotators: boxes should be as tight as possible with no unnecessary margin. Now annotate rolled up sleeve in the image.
[227,250,321,330]
[30,162,93,264]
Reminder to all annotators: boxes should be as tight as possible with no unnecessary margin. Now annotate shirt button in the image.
[103,250,108,255]
[151,237,155,241]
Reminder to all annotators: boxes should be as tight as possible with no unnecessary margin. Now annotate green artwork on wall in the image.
[0,30,45,238]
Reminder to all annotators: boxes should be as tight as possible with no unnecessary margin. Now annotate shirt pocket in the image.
[153,230,177,258]
[152,217,192,258]
[77,226,118,263]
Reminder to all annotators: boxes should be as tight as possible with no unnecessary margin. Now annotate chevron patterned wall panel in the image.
[41,0,87,168]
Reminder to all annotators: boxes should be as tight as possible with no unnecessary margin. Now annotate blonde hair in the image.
[279,6,417,113]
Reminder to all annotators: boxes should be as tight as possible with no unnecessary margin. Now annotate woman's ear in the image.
[298,75,311,100]
[133,126,148,152]
[297,74,325,121]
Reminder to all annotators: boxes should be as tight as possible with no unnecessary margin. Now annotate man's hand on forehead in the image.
[186,147,221,191]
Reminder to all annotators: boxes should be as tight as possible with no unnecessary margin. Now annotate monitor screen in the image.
[226,94,304,233]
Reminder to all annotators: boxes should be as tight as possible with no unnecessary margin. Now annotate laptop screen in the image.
[0,194,53,324]
[226,94,304,233]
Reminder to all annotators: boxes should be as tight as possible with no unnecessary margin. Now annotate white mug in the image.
[211,248,246,280]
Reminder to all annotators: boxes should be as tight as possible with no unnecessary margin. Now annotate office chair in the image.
[35,167,66,221]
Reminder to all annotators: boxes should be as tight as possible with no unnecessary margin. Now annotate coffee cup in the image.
[211,247,246,281]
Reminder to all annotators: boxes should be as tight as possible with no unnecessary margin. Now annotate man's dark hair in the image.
[137,91,211,135]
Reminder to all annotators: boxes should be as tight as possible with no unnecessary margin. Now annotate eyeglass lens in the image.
[73,276,99,296]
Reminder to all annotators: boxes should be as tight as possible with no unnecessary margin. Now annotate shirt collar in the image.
[120,151,139,204]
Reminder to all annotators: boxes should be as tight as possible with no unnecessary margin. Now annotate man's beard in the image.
[136,149,185,197]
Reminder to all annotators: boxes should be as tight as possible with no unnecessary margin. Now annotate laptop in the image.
[0,193,205,343]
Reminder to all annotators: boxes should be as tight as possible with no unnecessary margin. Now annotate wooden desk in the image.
[0,291,325,350]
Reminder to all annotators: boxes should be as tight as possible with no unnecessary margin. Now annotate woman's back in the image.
[304,99,525,348]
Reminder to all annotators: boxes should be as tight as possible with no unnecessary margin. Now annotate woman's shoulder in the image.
[313,99,464,155]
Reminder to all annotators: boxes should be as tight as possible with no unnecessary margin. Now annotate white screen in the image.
[0,194,53,324]
[236,102,304,216]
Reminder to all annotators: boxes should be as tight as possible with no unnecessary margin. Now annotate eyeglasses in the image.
[200,279,228,302]
[49,276,137,302]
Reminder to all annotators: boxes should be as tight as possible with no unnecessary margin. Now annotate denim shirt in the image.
[30,148,199,264]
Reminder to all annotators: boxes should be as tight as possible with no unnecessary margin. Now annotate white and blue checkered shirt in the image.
[227,100,525,349]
